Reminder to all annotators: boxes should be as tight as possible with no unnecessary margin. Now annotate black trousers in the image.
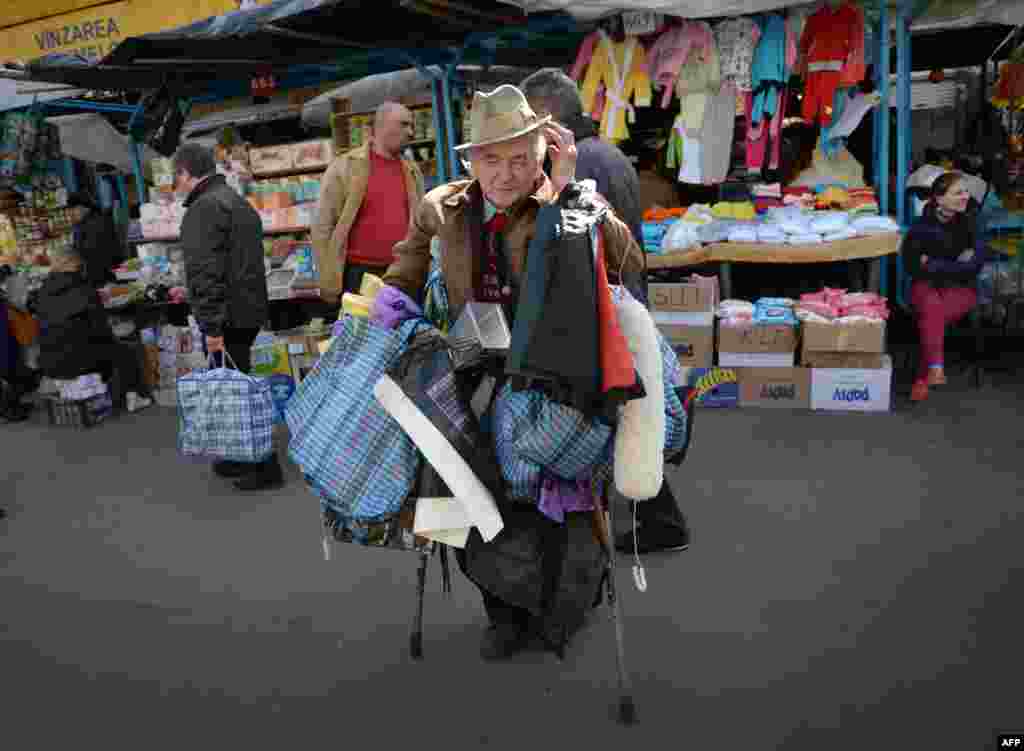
[204,328,260,374]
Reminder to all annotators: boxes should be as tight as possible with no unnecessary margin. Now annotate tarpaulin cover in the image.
[45,113,162,171]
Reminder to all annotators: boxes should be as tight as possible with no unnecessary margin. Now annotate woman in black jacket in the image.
[901,172,988,402]
[32,247,152,412]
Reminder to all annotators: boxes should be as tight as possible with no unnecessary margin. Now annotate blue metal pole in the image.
[430,78,447,184]
[131,140,146,206]
[61,156,77,195]
[441,65,460,180]
[127,100,148,208]
[877,2,891,298]
[895,0,913,305]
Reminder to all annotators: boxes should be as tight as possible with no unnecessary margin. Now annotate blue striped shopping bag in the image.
[285,316,426,522]
[176,352,275,463]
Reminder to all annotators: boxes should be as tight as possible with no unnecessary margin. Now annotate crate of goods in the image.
[649,280,717,369]
[292,139,332,171]
[718,322,798,368]
[800,319,886,361]
[249,145,294,175]
[45,391,114,428]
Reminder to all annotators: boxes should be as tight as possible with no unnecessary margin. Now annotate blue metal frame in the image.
[895,0,913,306]
[874,1,891,297]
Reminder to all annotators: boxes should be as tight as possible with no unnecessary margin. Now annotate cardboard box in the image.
[718,324,798,355]
[250,341,293,378]
[810,356,893,413]
[719,352,796,368]
[801,321,885,354]
[649,282,716,314]
[249,145,294,175]
[679,366,740,408]
[802,351,886,369]
[739,367,812,409]
[291,139,333,171]
[659,325,714,368]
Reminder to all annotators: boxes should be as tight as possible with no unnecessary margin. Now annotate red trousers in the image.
[910,280,977,381]
[802,70,841,125]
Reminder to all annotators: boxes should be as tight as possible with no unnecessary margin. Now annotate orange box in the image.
[247,195,263,211]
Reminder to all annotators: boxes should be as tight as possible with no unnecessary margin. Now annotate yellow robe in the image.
[580,31,653,143]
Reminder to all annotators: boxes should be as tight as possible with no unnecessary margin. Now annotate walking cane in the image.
[593,490,637,725]
[411,551,429,659]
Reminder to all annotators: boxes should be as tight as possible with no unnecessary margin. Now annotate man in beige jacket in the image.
[311,102,424,301]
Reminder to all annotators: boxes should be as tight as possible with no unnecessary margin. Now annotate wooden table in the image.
[646,233,903,298]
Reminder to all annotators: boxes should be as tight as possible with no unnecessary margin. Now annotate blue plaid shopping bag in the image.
[285,316,425,522]
[492,384,614,502]
[176,352,275,462]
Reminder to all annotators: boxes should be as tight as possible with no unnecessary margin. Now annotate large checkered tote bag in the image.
[176,352,275,463]
[285,316,424,521]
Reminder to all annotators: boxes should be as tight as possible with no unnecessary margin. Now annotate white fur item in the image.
[613,291,665,501]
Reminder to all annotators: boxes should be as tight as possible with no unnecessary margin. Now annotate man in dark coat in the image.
[173,142,281,491]
[522,68,692,556]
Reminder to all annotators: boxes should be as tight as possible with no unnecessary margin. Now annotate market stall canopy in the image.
[45,113,162,173]
[300,65,537,129]
[500,0,811,21]
[19,0,580,93]
[911,0,1024,31]
[0,76,85,114]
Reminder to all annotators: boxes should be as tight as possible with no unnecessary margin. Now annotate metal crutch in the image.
[593,490,637,725]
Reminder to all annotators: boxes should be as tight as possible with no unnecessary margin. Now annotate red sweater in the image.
[345,152,410,267]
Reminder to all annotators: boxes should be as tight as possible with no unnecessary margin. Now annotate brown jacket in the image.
[383,177,645,322]
[311,143,424,298]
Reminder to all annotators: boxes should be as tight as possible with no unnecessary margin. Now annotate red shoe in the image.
[910,381,929,402]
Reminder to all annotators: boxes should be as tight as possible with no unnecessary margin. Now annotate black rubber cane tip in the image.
[618,697,637,725]
[410,633,423,660]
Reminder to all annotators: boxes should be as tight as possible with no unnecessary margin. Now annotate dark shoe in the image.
[0,402,31,423]
[0,508,6,520]
[480,623,529,661]
[213,460,257,478]
[615,522,691,555]
[232,456,285,492]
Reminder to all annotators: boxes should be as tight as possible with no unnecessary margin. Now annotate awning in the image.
[500,0,810,22]
[45,113,162,172]
[0,76,85,113]
[184,101,305,137]
[300,65,537,129]
[20,0,581,93]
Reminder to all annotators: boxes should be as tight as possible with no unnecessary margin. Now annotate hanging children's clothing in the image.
[799,2,864,125]
[749,13,792,126]
[645,21,715,109]
[701,80,738,185]
[571,30,607,124]
[746,89,787,173]
[714,16,760,93]
[580,30,653,143]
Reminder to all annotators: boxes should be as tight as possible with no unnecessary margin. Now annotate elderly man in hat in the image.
[375,85,645,660]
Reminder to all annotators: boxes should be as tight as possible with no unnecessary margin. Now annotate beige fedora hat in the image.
[455,84,551,152]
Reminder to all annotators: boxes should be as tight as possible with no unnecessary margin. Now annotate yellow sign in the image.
[0,0,277,64]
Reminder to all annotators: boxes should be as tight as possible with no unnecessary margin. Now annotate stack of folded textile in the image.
[847,187,879,216]
[716,299,755,326]
[795,289,889,323]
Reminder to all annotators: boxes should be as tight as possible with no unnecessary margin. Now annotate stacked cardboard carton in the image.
[651,283,891,413]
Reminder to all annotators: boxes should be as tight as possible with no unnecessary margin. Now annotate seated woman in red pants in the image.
[901,172,988,402]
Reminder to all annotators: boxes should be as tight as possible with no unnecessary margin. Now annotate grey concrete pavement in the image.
[1,373,1022,750]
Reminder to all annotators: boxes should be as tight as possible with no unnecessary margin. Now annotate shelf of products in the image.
[132,225,311,245]
[251,165,329,180]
